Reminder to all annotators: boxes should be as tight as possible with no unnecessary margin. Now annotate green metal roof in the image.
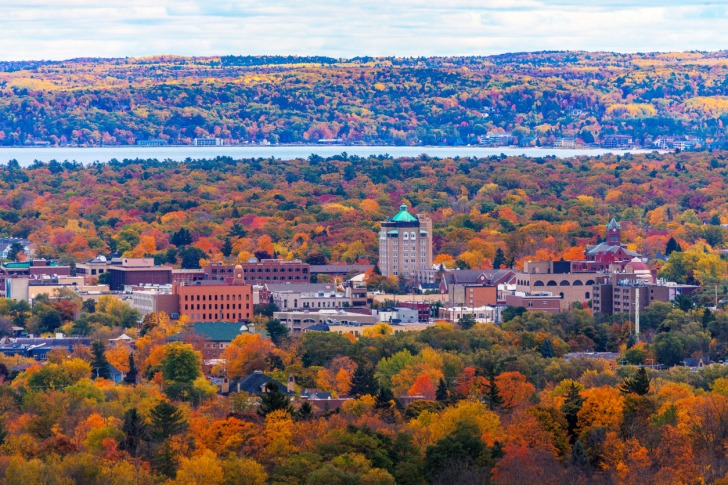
[191,321,248,341]
[391,204,418,223]
[606,217,621,230]
[2,263,30,269]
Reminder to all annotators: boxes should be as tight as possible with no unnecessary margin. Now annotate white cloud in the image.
[0,1,726,60]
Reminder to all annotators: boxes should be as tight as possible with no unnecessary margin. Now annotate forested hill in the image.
[0,51,727,146]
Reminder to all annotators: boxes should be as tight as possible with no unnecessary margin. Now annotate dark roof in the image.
[586,243,639,257]
[309,264,373,274]
[683,357,710,368]
[301,389,333,400]
[265,283,337,293]
[304,324,330,332]
[443,269,514,286]
[230,371,293,395]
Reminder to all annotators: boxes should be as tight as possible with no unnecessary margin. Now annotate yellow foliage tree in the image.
[172,449,224,485]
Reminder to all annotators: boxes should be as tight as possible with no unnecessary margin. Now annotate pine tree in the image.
[124,353,138,384]
[619,367,650,396]
[375,386,395,410]
[257,382,293,417]
[150,401,187,441]
[349,363,379,397]
[492,248,506,269]
[561,382,584,443]
[436,378,449,402]
[266,318,289,345]
[296,401,313,421]
[91,341,110,379]
[539,338,554,358]
[665,236,680,256]
[484,367,503,411]
[221,238,233,257]
[121,408,149,457]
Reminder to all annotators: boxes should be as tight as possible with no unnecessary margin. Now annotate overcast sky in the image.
[1,1,727,61]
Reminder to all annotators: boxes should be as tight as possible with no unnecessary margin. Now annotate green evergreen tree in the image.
[539,338,554,358]
[435,378,449,402]
[484,367,503,411]
[424,421,487,484]
[121,408,149,457]
[458,314,476,330]
[561,382,584,443]
[296,401,313,421]
[375,386,395,410]
[266,318,289,345]
[221,238,233,257]
[665,236,680,256]
[349,363,379,397]
[124,353,138,384]
[257,382,293,417]
[619,367,650,396]
[7,242,24,261]
[91,340,110,379]
[492,248,506,269]
[150,401,188,441]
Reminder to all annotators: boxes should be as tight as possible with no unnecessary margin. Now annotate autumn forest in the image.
[1,48,728,484]
[1,52,728,146]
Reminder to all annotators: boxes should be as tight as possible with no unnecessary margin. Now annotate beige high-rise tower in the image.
[378,204,433,279]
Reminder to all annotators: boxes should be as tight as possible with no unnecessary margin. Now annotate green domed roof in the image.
[391,204,418,222]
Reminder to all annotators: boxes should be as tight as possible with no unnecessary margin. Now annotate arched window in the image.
[585,292,591,299]
[560,292,564,298]
[560,280,571,286]
[547,281,557,286]
[573,280,583,286]
[534,281,545,287]
[410,232,416,239]
[586,280,595,285]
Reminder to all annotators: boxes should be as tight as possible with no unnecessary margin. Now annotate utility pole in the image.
[634,287,640,340]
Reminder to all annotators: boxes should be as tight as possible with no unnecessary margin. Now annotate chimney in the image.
[287,374,295,393]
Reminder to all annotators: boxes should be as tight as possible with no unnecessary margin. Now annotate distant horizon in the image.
[2,1,728,61]
[3,49,727,64]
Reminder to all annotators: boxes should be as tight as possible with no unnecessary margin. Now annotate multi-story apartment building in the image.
[378,204,432,280]
[592,274,699,316]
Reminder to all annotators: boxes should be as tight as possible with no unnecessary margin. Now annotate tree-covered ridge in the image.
[0,151,727,286]
[1,51,728,146]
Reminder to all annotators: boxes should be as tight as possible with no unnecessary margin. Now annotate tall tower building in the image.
[606,217,621,245]
[378,204,433,279]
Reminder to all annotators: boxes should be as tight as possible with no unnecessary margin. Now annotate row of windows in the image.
[189,313,248,321]
[184,303,250,311]
[183,294,249,301]
[212,267,307,274]
[529,279,595,287]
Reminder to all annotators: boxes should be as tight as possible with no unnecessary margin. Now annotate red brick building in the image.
[204,260,310,285]
[175,265,253,322]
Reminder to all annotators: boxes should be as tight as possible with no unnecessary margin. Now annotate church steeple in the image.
[606,218,621,245]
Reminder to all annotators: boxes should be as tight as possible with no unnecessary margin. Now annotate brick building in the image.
[107,258,172,291]
[204,259,310,285]
[175,265,253,322]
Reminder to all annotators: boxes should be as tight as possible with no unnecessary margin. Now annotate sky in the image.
[1,1,728,60]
